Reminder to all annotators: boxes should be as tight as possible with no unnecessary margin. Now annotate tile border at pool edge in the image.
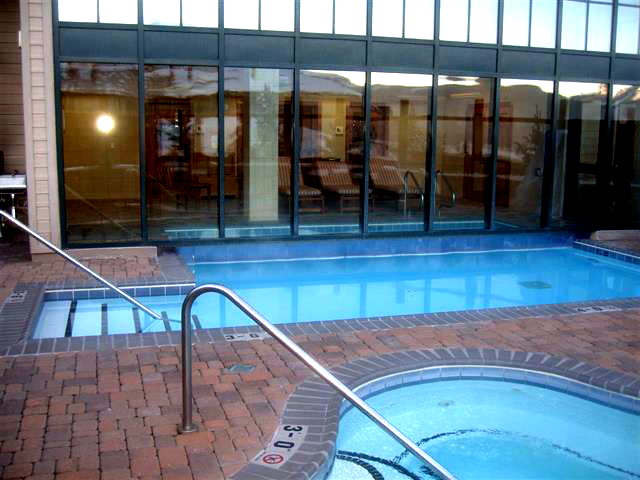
[2,295,640,357]
[229,349,640,480]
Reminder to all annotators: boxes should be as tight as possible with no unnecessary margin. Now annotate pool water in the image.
[33,247,640,338]
[329,379,640,480]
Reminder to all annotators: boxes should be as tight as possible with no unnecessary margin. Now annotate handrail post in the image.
[179,289,198,433]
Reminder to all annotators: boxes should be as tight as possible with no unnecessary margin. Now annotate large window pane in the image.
[299,71,365,235]
[436,76,494,230]
[503,0,530,46]
[616,6,640,54]
[497,79,553,229]
[335,0,367,35]
[469,0,498,43]
[373,0,403,37]
[440,0,468,41]
[224,68,293,237]
[369,73,432,233]
[531,0,557,48]
[182,0,218,28]
[144,0,180,25]
[301,0,333,33]
[61,63,140,243]
[553,82,607,225]
[99,0,137,24]
[561,1,586,50]
[144,66,218,241]
[58,0,97,22]
[405,0,435,39]
[261,0,294,31]
[612,85,640,227]
[586,3,612,52]
[225,0,259,29]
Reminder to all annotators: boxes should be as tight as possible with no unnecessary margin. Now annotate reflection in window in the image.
[335,0,367,35]
[612,85,640,227]
[144,66,218,240]
[503,0,557,48]
[561,0,612,52]
[373,0,403,37]
[406,0,435,39]
[469,0,498,43]
[61,63,141,243]
[225,0,259,30]
[553,82,607,225]
[99,0,137,24]
[261,0,294,31]
[58,0,97,22]
[301,0,366,35]
[373,0,434,39]
[440,0,468,41]
[144,0,180,26]
[435,76,494,230]
[497,79,553,229]
[182,0,218,28]
[301,0,333,33]
[440,0,497,43]
[369,73,432,232]
[223,68,293,237]
[299,71,366,235]
[616,3,640,54]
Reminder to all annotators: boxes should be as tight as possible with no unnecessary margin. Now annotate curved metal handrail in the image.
[180,284,458,480]
[402,170,425,216]
[435,170,456,213]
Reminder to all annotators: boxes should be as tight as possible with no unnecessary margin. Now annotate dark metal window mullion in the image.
[292,68,300,236]
[426,0,441,233]
[362,71,371,236]
[218,0,225,238]
[332,0,336,34]
[402,0,406,38]
[467,0,472,42]
[258,0,262,30]
[528,0,533,47]
[137,0,147,242]
[584,1,590,50]
[179,0,183,26]
[96,0,100,23]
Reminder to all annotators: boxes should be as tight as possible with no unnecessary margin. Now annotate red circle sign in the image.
[262,454,284,465]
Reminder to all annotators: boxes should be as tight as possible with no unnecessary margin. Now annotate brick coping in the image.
[231,348,640,480]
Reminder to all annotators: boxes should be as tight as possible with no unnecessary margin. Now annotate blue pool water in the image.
[34,247,640,338]
[329,378,640,479]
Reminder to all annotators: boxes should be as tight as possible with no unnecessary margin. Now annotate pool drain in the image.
[518,280,552,289]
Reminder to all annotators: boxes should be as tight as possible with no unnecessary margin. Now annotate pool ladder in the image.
[0,209,457,480]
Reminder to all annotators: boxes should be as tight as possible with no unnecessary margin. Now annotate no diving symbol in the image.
[262,454,284,465]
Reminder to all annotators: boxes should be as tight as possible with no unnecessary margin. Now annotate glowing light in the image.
[96,114,115,134]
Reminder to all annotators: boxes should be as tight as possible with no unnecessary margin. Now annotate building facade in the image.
[11,0,640,250]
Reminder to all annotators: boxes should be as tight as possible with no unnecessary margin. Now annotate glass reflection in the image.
[440,0,468,41]
[225,0,259,29]
[143,0,179,26]
[469,0,498,44]
[612,85,640,227]
[586,3,612,52]
[553,82,608,226]
[435,76,494,230]
[369,73,432,232]
[373,0,403,37]
[503,0,530,46]
[616,5,640,54]
[300,0,333,33]
[530,0,557,48]
[99,0,137,24]
[335,0,367,35]
[299,70,366,235]
[61,63,140,243]
[182,0,218,28]
[223,68,293,237]
[261,0,294,31]
[406,0,434,39]
[144,66,218,240]
[497,79,553,229]
[58,0,97,22]
[561,0,586,50]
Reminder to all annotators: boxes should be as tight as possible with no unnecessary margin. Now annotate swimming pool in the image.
[329,376,640,480]
[33,247,640,338]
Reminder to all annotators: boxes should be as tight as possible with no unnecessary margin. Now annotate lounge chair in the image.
[278,159,324,212]
[369,157,424,213]
[315,160,360,212]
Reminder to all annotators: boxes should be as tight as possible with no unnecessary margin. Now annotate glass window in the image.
[612,85,640,227]
[530,0,557,48]
[99,0,137,24]
[144,0,180,26]
[182,0,219,28]
[586,3,612,52]
[299,70,366,235]
[373,0,403,37]
[61,63,141,243]
[335,0,367,35]
[469,0,498,43]
[405,0,435,40]
[497,79,553,229]
[503,0,530,46]
[435,76,494,230]
[561,0,587,50]
[616,5,640,54]
[261,0,294,31]
[553,82,607,225]
[301,0,333,33]
[144,66,219,241]
[223,68,293,237]
[369,73,432,233]
[58,0,97,22]
[225,0,259,29]
[440,0,469,41]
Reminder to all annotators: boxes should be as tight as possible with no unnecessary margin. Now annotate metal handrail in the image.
[402,170,425,216]
[0,209,163,321]
[435,170,456,213]
[180,284,457,480]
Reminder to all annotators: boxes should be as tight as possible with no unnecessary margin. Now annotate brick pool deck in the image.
[0,251,638,479]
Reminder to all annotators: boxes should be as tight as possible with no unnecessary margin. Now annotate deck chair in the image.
[278,159,324,212]
[315,160,360,212]
[369,158,423,212]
